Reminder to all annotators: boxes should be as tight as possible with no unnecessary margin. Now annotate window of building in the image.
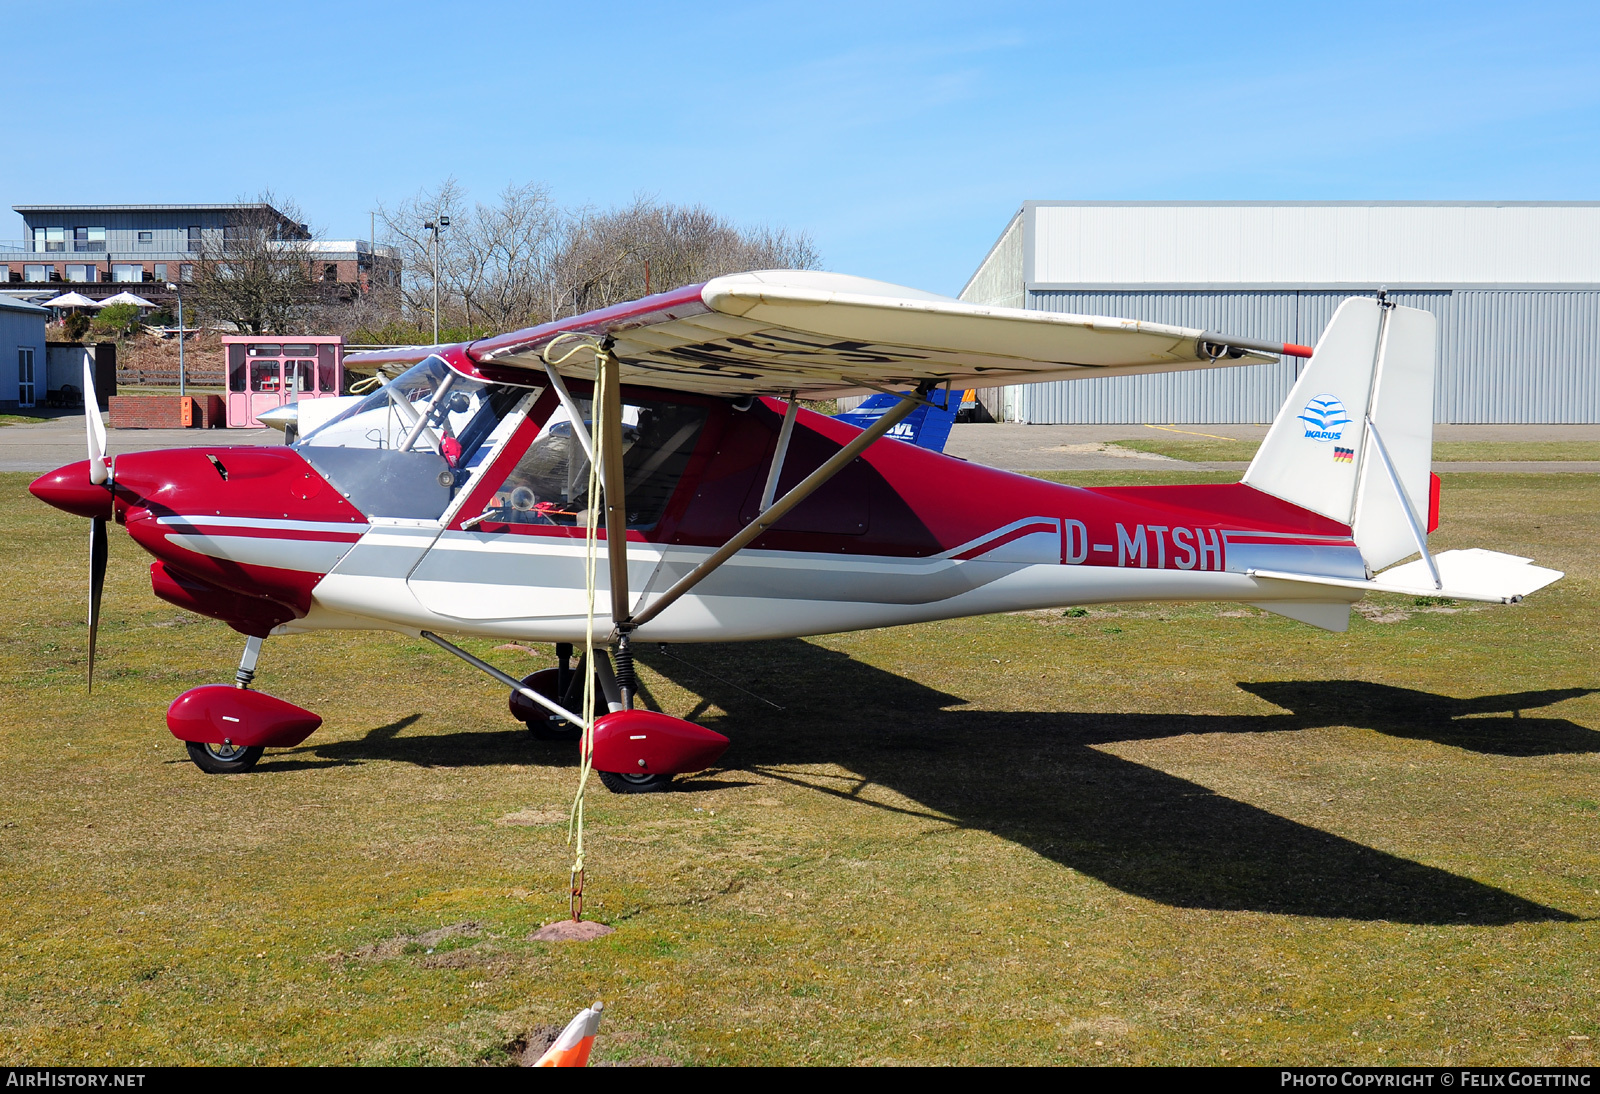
[322,264,338,282]
[137,231,154,247]
[24,265,50,282]
[74,227,106,253]
[226,346,248,393]
[186,226,202,253]
[38,227,65,253]
[179,264,193,282]
[153,263,168,282]
[65,264,96,283]
[251,360,282,393]
[18,347,36,408]
[112,264,142,283]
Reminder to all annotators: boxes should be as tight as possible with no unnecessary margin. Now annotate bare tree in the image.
[188,193,319,334]
[376,183,820,338]
[376,178,468,334]
[550,196,820,318]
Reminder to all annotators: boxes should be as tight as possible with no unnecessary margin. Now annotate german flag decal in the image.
[1333,446,1354,463]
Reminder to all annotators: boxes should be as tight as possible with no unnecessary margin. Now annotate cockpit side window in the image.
[481,395,708,531]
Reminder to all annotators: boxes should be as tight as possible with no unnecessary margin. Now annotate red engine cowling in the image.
[590,710,729,776]
[167,685,322,748]
[150,562,299,639]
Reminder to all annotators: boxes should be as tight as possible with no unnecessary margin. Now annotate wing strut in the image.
[627,381,934,631]
[597,343,632,631]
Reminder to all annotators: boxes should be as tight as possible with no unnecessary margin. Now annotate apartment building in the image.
[2,202,399,302]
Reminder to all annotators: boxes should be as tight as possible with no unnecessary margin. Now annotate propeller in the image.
[88,514,106,692]
[84,357,108,484]
[82,358,110,691]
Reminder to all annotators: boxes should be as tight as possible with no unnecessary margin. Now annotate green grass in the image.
[1,471,1597,1066]
[1110,438,1600,464]
[0,414,49,426]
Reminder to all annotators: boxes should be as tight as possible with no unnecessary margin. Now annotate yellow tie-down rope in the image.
[541,333,606,921]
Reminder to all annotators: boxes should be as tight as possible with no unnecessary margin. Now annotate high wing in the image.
[355,271,1297,397]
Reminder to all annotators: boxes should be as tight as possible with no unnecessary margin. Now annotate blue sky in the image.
[5,2,1598,296]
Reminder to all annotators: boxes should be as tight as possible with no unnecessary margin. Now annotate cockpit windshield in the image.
[296,355,535,519]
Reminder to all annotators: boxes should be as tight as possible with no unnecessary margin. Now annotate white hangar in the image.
[960,201,1600,423]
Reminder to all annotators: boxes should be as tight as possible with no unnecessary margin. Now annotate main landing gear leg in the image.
[186,636,266,774]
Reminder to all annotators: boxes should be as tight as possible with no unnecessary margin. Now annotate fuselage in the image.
[43,375,1365,645]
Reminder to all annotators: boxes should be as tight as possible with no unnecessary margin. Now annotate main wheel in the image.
[597,770,674,794]
[510,668,585,742]
[186,740,264,774]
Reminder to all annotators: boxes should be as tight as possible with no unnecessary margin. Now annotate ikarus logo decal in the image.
[1297,394,1351,442]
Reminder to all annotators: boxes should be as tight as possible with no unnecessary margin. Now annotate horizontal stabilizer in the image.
[1248,548,1564,605]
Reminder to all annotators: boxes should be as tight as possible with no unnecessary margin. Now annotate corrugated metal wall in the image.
[1445,292,1600,423]
[1021,290,1303,424]
[1017,289,1600,423]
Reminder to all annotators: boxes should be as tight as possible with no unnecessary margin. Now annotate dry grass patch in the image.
[0,470,1596,1065]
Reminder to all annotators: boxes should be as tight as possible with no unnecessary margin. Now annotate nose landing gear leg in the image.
[234,635,264,689]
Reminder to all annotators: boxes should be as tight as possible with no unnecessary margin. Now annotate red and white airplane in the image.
[30,271,1562,789]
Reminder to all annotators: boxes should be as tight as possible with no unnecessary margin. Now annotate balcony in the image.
[1,241,199,261]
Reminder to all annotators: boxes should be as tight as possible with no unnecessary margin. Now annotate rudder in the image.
[1243,296,1437,573]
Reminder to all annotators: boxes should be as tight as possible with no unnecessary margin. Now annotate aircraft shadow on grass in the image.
[275,640,1595,926]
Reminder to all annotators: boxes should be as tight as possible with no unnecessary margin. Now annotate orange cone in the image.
[532,1000,605,1067]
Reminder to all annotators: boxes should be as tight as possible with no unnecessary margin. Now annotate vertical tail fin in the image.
[1242,296,1437,573]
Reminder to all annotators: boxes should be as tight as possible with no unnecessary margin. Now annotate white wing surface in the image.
[455,270,1281,398]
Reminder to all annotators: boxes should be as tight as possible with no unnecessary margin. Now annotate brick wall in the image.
[109,394,224,429]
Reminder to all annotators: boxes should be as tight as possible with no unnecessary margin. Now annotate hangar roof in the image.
[997,201,1600,289]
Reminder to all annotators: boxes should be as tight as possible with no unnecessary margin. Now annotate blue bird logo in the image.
[1298,394,1352,442]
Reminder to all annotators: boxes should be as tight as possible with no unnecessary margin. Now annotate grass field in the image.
[1,469,1596,1066]
[0,414,48,427]
[1111,437,1600,463]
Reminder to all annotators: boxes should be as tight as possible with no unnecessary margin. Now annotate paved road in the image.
[0,417,278,473]
[3,415,1597,475]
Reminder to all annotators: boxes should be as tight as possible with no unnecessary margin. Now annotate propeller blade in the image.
[83,358,108,485]
[88,516,107,693]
